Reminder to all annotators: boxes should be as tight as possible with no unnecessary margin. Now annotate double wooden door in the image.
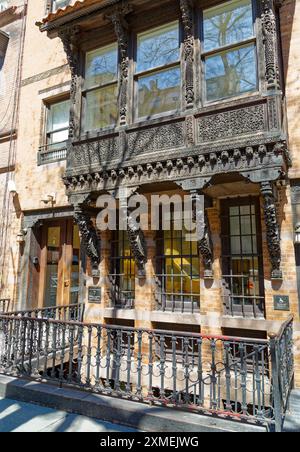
[39,219,80,308]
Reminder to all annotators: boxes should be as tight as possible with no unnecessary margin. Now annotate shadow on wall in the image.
[280,0,296,84]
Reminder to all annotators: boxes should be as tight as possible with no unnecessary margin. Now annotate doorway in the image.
[39,219,80,308]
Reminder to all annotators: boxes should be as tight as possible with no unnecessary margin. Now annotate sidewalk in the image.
[0,397,139,432]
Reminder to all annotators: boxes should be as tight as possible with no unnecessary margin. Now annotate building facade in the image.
[0,0,300,387]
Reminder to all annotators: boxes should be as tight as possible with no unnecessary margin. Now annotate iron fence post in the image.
[269,332,283,432]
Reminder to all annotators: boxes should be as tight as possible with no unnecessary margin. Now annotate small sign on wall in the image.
[88,287,102,304]
[274,295,290,311]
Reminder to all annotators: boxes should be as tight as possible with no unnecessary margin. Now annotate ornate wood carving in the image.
[106,3,132,125]
[260,181,282,279]
[127,212,147,278]
[180,0,194,109]
[261,0,281,90]
[191,191,213,278]
[64,141,287,194]
[73,206,101,277]
[58,26,80,140]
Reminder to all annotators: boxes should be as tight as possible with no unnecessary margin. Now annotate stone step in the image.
[0,375,266,433]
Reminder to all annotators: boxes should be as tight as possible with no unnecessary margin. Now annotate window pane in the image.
[48,100,69,133]
[85,84,118,130]
[51,129,69,144]
[85,44,118,89]
[205,44,257,101]
[138,66,180,117]
[137,22,179,72]
[203,0,254,52]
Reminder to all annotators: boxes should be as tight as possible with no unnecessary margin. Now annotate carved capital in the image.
[180,0,195,109]
[260,181,282,279]
[190,191,214,278]
[73,204,101,278]
[261,0,280,90]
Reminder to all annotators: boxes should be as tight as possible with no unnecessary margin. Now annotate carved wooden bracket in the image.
[58,26,81,139]
[180,0,195,109]
[73,205,101,278]
[260,181,282,279]
[106,3,132,125]
[190,191,214,279]
[261,0,281,90]
[118,192,147,278]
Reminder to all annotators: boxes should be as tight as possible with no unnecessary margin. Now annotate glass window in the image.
[110,230,135,309]
[203,0,257,102]
[46,99,69,148]
[84,43,118,131]
[156,212,200,313]
[136,22,180,118]
[51,0,70,12]
[0,1,8,12]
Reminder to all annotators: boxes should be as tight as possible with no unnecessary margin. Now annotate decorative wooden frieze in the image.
[58,26,81,140]
[197,104,266,143]
[185,115,195,146]
[73,206,101,277]
[67,135,120,169]
[260,181,282,279]
[127,122,185,154]
[106,3,132,125]
[180,0,195,109]
[64,141,288,193]
[261,0,281,90]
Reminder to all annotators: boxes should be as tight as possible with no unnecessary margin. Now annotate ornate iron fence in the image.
[6,304,84,322]
[0,313,294,432]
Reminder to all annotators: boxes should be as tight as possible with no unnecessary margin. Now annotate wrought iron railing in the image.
[155,274,200,313]
[38,142,67,165]
[222,274,265,318]
[0,299,11,314]
[6,304,84,322]
[0,313,294,431]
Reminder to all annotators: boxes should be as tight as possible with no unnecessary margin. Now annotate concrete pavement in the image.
[0,397,139,432]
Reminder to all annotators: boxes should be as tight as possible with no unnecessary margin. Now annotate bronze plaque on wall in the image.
[88,287,102,303]
[274,295,290,311]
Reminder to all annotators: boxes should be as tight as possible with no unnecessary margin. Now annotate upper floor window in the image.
[203,0,257,102]
[51,0,70,12]
[0,1,8,13]
[46,99,69,149]
[135,22,181,119]
[83,43,118,131]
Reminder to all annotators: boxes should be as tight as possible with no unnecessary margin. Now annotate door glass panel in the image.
[45,227,61,308]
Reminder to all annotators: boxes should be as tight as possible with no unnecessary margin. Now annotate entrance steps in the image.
[0,375,266,432]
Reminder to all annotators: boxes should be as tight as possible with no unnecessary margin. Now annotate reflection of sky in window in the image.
[205,45,256,92]
[139,67,180,91]
[86,46,118,86]
[137,23,179,72]
[49,101,69,131]
[203,0,253,52]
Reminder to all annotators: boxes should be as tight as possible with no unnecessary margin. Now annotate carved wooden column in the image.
[107,4,132,126]
[261,0,281,91]
[180,0,195,109]
[190,190,214,279]
[116,188,147,277]
[58,26,81,140]
[260,181,282,279]
[73,201,101,278]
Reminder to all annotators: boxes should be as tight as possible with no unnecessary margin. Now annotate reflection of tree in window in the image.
[203,0,257,101]
[136,22,180,118]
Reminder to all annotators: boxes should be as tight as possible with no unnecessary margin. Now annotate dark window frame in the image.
[220,196,265,318]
